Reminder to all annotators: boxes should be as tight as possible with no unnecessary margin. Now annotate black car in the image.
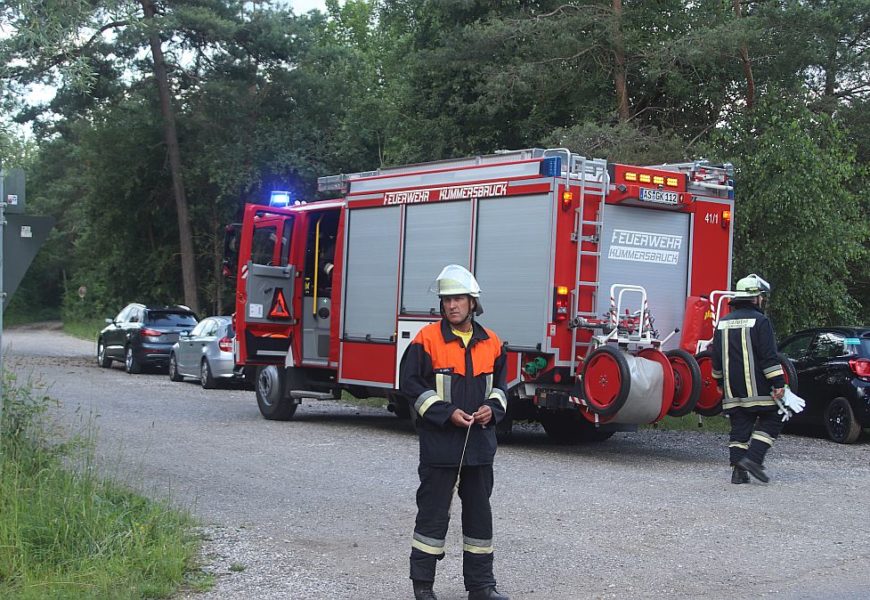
[97,303,199,374]
[778,326,870,443]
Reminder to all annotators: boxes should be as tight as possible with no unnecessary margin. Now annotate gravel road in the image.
[3,327,869,600]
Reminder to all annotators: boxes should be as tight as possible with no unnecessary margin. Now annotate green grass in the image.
[643,413,730,433]
[0,373,210,599]
[62,319,107,342]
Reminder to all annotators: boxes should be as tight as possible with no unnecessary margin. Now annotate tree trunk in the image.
[612,0,630,121]
[734,0,755,109]
[140,0,199,313]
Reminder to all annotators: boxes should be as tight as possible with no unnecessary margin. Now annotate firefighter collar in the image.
[440,318,489,346]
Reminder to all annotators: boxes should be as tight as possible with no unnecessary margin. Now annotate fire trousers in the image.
[727,407,784,466]
[410,463,496,591]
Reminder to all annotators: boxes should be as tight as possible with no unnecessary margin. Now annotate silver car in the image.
[168,316,240,388]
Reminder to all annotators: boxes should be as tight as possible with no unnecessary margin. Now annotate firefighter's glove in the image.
[774,398,792,422]
[782,387,806,415]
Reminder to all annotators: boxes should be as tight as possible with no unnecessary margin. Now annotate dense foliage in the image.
[1,0,867,332]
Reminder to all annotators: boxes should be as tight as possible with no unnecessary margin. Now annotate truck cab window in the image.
[303,210,339,298]
[251,226,278,265]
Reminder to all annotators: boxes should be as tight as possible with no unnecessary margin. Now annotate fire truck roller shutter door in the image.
[402,201,472,314]
[597,205,690,350]
[343,206,401,341]
[475,194,554,349]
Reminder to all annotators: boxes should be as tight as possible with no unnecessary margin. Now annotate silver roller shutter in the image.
[596,204,690,350]
[343,206,401,341]
[476,194,553,349]
[402,201,472,314]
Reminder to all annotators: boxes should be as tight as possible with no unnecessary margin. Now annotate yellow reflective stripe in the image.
[436,374,445,405]
[463,543,494,555]
[729,442,749,449]
[711,368,722,379]
[752,432,775,446]
[723,334,733,399]
[741,328,754,397]
[722,398,777,409]
[418,394,443,417]
[412,538,445,556]
[764,367,784,379]
[488,389,507,412]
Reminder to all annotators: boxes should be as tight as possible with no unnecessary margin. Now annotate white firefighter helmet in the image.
[430,264,484,316]
[733,273,771,298]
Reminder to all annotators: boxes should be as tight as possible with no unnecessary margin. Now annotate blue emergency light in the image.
[270,190,292,206]
[539,156,562,177]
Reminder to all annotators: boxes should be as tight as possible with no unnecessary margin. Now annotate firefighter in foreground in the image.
[711,274,800,484]
[400,265,509,600]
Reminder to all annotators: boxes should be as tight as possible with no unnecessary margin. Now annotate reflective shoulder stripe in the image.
[488,388,508,411]
[415,390,444,416]
[717,318,757,330]
[463,536,493,555]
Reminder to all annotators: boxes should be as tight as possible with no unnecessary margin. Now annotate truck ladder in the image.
[569,154,610,376]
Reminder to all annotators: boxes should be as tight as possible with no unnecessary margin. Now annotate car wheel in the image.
[200,358,218,390]
[255,365,297,420]
[168,353,183,382]
[824,397,861,444]
[97,340,112,368]
[125,346,142,374]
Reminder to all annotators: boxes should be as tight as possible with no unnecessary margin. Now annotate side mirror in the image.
[105,318,114,325]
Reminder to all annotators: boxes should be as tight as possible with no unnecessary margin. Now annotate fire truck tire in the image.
[777,352,799,394]
[582,345,631,418]
[256,365,297,420]
[540,412,614,444]
[387,392,411,420]
[200,358,218,390]
[665,349,701,417]
[693,350,722,416]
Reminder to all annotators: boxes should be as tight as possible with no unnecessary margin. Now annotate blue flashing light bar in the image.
[270,190,291,206]
[540,156,562,177]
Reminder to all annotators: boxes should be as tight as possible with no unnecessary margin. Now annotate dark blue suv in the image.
[779,326,870,443]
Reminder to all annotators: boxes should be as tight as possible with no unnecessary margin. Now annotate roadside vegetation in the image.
[0,373,211,599]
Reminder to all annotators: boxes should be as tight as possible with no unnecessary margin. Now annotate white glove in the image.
[774,397,791,422]
[782,387,806,415]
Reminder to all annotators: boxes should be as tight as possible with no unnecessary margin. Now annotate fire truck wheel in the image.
[777,352,799,394]
[665,349,701,417]
[582,345,631,418]
[201,358,218,390]
[256,365,297,420]
[387,392,411,420]
[693,350,722,416]
[540,412,614,444]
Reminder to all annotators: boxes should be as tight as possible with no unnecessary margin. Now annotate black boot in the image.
[731,465,750,484]
[468,586,509,600]
[738,457,769,483]
[413,580,438,600]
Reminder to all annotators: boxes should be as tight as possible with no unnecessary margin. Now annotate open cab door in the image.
[234,204,298,366]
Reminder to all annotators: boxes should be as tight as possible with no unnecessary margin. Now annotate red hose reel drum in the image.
[581,345,674,424]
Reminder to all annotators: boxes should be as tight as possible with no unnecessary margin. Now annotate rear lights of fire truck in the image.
[561,191,574,211]
[554,286,569,322]
[721,209,731,229]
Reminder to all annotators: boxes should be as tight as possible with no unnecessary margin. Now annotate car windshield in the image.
[147,311,198,327]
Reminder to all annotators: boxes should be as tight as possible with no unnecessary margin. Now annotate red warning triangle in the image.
[268,288,291,319]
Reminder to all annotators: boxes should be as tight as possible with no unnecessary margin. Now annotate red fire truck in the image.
[227,148,734,442]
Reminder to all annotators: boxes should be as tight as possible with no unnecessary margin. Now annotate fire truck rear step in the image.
[289,390,335,400]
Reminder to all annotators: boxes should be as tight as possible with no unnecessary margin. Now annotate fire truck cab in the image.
[230,148,734,441]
